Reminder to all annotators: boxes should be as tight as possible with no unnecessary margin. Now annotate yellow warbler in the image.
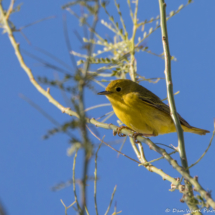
[98,79,209,136]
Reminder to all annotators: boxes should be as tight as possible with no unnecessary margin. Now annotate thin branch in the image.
[60,199,76,215]
[85,103,111,112]
[63,14,78,68]
[21,49,71,74]
[19,93,75,139]
[73,151,82,212]
[87,125,140,164]
[89,118,215,209]
[0,9,78,117]
[94,141,103,215]
[129,0,139,81]
[1,2,214,209]
[104,185,117,215]
[101,111,114,123]
[159,0,188,171]
[78,3,99,213]
[18,16,56,30]
[33,46,73,71]
[147,150,177,164]
[158,0,198,212]
[130,138,178,184]
[117,136,127,157]
[114,0,128,39]
[5,0,14,20]
[85,206,90,215]
[188,122,215,169]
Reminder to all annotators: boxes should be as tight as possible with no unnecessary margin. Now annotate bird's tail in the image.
[182,125,210,135]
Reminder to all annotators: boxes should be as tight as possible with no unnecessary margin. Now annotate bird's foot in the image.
[133,133,155,143]
[113,126,132,137]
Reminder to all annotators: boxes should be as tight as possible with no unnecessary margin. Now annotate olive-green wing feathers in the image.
[136,91,192,128]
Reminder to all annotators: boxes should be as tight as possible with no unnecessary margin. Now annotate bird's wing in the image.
[137,92,192,128]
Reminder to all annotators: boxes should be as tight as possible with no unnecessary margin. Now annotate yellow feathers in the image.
[98,79,209,136]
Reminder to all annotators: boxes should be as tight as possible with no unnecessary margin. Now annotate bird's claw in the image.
[114,126,131,137]
[132,133,143,143]
[133,133,155,143]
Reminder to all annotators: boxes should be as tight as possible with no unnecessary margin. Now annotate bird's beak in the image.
[97,91,113,95]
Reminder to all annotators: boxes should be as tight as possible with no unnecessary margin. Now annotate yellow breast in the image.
[108,93,176,136]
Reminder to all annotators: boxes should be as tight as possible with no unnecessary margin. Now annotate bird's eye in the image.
[116,87,121,92]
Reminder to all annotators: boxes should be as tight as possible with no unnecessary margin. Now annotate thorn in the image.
[46,87,50,94]
[206,191,212,198]
[171,183,176,189]
[194,175,198,182]
[148,166,153,172]
[180,198,185,203]
[162,152,166,157]
[62,107,71,113]
[170,144,178,151]
[179,185,185,193]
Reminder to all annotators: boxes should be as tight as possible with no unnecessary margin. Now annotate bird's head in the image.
[97,79,137,101]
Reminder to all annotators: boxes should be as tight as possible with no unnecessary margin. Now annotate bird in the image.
[97,79,209,137]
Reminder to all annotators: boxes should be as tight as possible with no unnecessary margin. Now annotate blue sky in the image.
[1,0,215,214]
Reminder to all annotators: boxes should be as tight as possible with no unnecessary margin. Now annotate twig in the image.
[5,0,14,20]
[85,103,111,112]
[114,0,128,39]
[130,138,177,183]
[0,6,78,118]
[129,0,139,81]
[33,46,73,71]
[90,125,178,184]
[1,2,214,209]
[117,136,127,157]
[188,122,215,169]
[78,3,99,214]
[87,125,140,164]
[104,185,117,215]
[94,141,103,215]
[19,93,74,139]
[89,118,215,209]
[101,111,114,123]
[18,16,56,30]
[159,0,188,171]
[158,0,199,212]
[85,206,90,215]
[60,199,76,215]
[147,150,177,164]
[73,151,82,212]
[62,14,77,68]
